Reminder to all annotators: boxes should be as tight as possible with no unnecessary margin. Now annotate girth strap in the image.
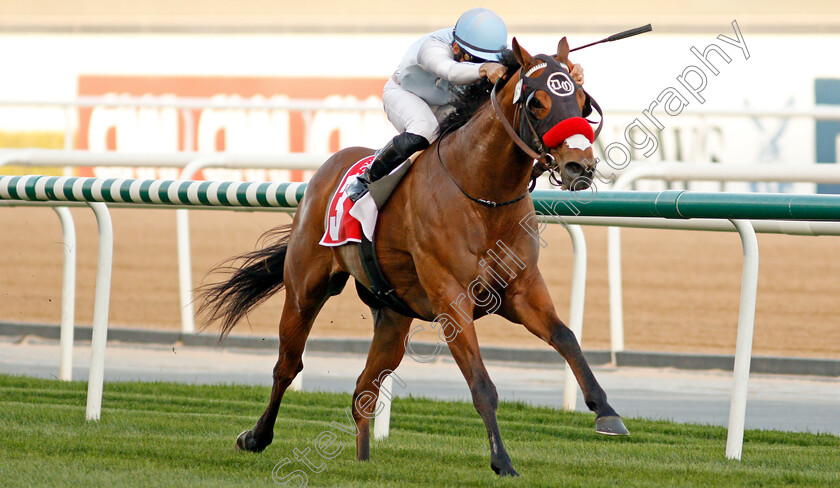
[359,234,424,319]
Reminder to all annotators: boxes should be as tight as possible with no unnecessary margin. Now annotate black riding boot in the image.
[346,132,429,202]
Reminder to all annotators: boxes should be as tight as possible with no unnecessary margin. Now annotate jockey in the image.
[345,7,510,202]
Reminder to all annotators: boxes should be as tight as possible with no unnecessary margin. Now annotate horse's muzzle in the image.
[561,161,594,191]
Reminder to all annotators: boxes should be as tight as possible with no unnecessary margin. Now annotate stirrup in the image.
[346,172,371,202]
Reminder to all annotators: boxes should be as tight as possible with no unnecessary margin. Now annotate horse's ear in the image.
[556,37,570,63]
[512,37,533,68]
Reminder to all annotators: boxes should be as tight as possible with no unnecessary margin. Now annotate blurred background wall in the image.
[1,1,838,33]
[1,1,839,190]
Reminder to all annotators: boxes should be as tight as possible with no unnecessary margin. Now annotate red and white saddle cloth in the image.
[319,156,380,247]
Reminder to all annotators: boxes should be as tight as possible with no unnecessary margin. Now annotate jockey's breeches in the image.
[382,78,453,144]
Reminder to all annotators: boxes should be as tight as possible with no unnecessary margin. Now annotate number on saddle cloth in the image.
[318,154,417,248]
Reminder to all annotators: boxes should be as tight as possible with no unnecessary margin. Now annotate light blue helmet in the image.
[453,8,508,62]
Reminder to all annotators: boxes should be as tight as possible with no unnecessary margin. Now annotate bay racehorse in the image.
[199,37,627,477]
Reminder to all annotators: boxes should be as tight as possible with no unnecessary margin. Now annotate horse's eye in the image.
[528,97,543,111]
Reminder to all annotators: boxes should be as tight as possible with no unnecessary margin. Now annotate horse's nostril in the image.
[565,162,583,177]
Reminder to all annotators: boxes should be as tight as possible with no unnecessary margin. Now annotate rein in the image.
[489,77,556,191]
[435,125,529,208]
[489,79,545,163]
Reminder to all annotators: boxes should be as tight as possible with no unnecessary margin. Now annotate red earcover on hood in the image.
[542,117,594,148]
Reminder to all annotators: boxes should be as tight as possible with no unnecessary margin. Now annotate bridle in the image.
[436,55,604,207]
[490,56,604,189]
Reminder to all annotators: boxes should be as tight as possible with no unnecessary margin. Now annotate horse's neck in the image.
[443,99,532,203]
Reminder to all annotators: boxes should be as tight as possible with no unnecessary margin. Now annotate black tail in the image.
[197,224,292,339]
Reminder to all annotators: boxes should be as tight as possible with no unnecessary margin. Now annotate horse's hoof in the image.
[491,463,520,477]
[235,430,266,453]
[595,415,629,436]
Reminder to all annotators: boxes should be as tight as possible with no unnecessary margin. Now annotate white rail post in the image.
[176,156,222,335]
[85,203,113,421]
[177,112,197,335]
[562,224,587,411]
[606,170,647,363]
[53,207,76,381]
[726,219,759,460]
[607,226,624,362]
[176,208,196,334]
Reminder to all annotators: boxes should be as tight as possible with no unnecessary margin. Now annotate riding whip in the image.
[570,24,652,52]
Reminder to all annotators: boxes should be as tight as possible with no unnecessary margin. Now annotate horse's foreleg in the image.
[350,307,411,462]
[443,316,518,476]
[503,275,628,436]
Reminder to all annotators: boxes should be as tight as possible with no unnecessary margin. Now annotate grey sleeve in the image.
[416,38,483,85]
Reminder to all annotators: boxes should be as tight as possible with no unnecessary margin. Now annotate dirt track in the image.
[0,207,838,359]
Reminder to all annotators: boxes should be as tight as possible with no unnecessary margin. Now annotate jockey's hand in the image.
[479,62,506,84]
[571,63,584,85]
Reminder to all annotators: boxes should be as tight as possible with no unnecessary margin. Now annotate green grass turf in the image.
[0,374,837,487]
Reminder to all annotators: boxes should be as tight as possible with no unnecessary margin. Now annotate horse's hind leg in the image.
[349,307,412,462]
[503,275,628,435]
[236,265,339,452]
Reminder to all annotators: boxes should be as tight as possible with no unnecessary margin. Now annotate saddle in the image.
[319,153,423,318]
[364,152,417,209]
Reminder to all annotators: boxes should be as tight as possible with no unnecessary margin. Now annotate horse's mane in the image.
[438,50,520,135]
